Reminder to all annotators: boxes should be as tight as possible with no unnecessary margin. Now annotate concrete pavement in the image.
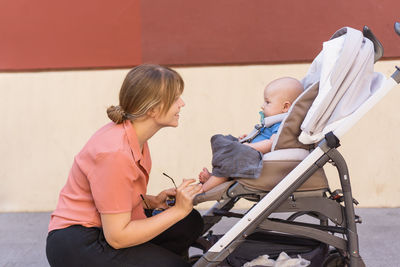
[0,208,399,266]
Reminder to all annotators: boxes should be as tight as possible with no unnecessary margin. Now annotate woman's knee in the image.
[151,209,203,249]
[178,209,204,239]
[188,209,204,234]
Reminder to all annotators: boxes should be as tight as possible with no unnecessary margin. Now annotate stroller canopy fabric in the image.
[299,27,385,144]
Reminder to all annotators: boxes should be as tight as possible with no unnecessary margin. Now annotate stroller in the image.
[190,24,400,267]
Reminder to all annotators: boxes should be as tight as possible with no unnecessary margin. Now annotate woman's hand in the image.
[154,188,176,209]
[174,179,203,216]
[101,179,202,249]
[145,188,176,210]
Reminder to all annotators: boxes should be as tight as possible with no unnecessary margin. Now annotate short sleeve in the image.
[271,122,282,135]
[88,151,138,214]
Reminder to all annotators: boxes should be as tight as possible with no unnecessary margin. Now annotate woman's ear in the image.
[147,104,163,118]
[147,107,157,118]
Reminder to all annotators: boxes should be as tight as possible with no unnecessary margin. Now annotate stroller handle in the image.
[395,22,400,36]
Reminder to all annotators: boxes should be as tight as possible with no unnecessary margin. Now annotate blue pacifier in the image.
[259,111,265,124]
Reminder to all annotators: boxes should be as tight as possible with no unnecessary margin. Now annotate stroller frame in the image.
[193,26,400,267]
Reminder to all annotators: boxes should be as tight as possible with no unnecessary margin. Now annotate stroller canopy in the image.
[299,27,385,144]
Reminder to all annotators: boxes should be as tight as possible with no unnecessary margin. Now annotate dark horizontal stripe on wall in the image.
[0,0,142,71]
[141,0,400,66]
[0,0,399,71]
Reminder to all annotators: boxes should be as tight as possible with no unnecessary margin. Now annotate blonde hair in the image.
[107,64,184,124]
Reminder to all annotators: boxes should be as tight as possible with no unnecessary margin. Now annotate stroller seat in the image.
[193,81,329,205]
[192,25,400,267]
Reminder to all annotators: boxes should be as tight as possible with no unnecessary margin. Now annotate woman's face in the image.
[154,95,185,128]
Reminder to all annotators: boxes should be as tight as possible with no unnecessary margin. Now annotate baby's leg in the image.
[202,176,229,192]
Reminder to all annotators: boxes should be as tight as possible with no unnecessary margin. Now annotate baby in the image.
[199,77,303,192]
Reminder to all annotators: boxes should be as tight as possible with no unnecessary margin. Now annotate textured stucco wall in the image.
[1,61,399,211]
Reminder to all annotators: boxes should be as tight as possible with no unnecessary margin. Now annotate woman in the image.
[46,64,204,266]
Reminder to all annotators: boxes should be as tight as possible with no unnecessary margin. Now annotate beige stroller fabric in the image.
[238,81,328,193]
[194,27,385,204]
[299,27,385,144]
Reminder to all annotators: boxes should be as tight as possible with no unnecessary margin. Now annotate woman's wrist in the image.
[168,205,191,219]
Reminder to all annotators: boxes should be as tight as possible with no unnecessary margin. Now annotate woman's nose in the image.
[179,97,185,107]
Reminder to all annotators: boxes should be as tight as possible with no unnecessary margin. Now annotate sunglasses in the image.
[163,172,177,189]
[163,173,176,207]
[142,172,177,216]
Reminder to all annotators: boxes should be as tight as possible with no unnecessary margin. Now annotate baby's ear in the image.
[282,101,291,112]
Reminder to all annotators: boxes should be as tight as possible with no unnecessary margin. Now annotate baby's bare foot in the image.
[198,168,211,184]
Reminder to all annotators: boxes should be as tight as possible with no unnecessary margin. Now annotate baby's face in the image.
[261,86,284,117]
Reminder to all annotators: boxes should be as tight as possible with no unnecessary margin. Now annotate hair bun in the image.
[107,105,125,124]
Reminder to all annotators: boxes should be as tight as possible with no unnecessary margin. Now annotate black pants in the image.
[46,210,203,267]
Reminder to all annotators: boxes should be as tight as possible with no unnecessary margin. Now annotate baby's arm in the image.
[244,134,276,154]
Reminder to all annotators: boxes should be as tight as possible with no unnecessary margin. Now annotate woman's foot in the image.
[198,168,211,184]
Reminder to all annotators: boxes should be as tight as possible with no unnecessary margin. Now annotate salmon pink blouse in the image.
[48,120,151,232]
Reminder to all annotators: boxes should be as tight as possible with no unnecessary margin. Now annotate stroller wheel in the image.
[323,252,348,267]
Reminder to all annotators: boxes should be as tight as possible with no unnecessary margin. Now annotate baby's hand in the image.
[198,168,211,184]
[238,134,247,140]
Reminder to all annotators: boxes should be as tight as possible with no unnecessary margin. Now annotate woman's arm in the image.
[101,206,185,249]
[101,179,202,249]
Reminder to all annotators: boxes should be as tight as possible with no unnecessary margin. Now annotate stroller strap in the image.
[240,113,287,144]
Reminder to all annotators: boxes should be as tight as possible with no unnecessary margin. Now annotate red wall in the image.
[0,0,142,70]
[141,0,400,65]
[1,0,399,71]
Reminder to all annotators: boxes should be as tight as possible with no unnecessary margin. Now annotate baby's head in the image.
[261,77,303,117]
